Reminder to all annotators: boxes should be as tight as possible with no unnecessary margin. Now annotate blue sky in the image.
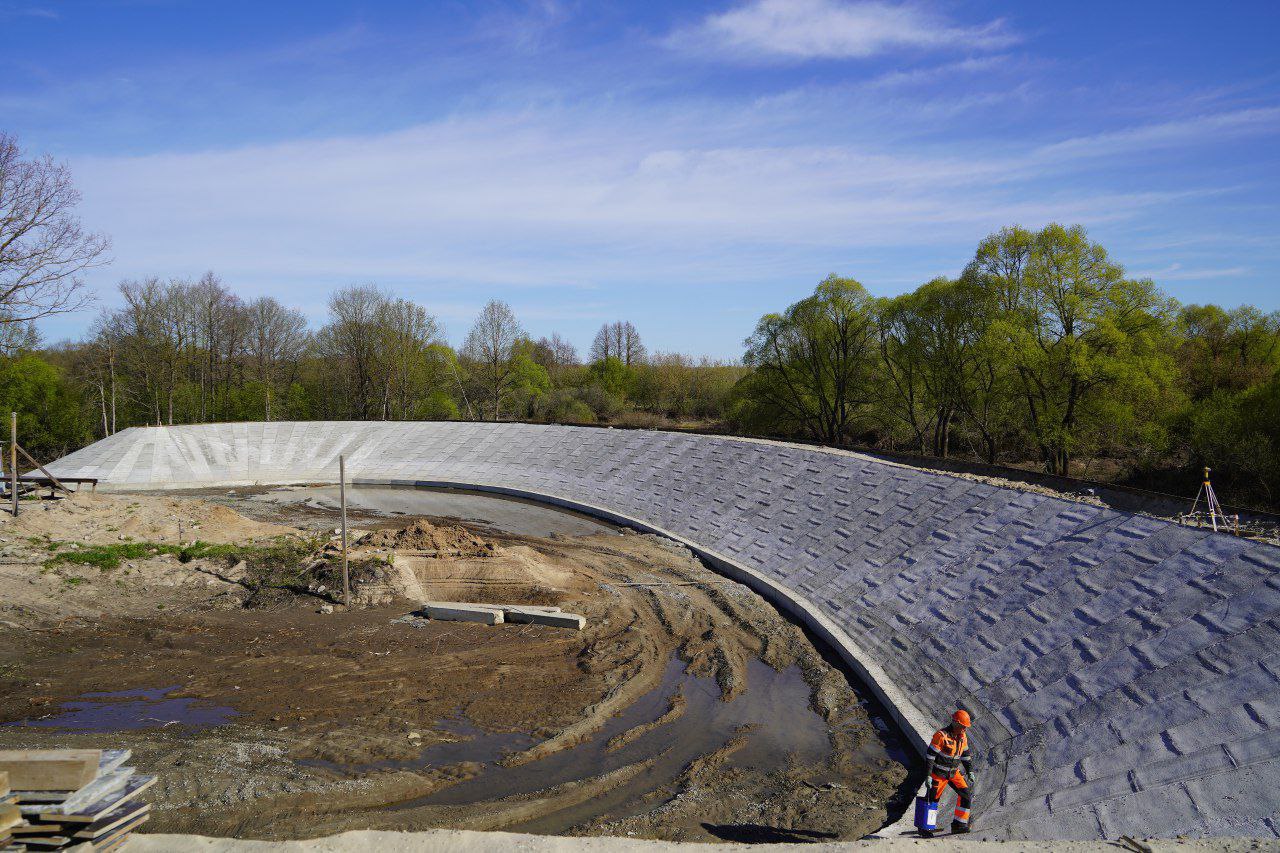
[3,0,1278,359]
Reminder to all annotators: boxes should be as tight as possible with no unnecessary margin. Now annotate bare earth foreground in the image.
[0,489,911,843]
[126,828,1280,852]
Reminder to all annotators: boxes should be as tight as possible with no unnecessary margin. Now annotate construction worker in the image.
[921,708,975,837]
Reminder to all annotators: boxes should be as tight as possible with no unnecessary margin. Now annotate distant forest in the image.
[3,133,1278,510]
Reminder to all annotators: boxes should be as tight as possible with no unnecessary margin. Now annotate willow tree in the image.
[972,223,1176,475]
[877,275,1017,461]
[742,274,878,444]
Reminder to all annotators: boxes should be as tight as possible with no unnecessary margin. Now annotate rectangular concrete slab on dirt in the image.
[502,606,586,630]
[420,602,504,625]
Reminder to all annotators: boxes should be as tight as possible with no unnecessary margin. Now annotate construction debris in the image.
[0,749,153,852]
[419,601,586,630]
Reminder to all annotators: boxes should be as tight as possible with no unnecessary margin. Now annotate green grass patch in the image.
[37,534,372,606]
[41,535,323,581]
[40,537,320,571]
[44,542,169,571]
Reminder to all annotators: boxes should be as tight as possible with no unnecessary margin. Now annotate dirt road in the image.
[0,490,910,842]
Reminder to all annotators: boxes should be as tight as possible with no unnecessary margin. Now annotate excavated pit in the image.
[0,485,912,843]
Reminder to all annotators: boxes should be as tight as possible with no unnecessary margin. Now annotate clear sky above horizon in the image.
[3,0,1278,359]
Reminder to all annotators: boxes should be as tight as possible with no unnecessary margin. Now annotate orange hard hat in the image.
[952,709,972,727]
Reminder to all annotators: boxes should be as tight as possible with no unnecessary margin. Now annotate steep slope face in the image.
[47,422,1280,840]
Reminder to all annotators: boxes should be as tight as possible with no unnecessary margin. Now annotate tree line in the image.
[9,277,745,459]
[2,131,1278,508]
[731,223,1280,506]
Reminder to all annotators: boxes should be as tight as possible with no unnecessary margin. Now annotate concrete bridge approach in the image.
[44,421,1280,841]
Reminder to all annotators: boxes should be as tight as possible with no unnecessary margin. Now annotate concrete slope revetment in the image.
[44,422,1280,841]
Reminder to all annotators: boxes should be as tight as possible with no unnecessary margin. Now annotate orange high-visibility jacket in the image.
[928,728,972,777]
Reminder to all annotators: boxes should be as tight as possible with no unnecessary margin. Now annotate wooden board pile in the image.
[0,750,154,852]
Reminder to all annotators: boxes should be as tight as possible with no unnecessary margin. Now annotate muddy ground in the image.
[0,489,911,843]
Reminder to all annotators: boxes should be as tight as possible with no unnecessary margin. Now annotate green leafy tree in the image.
[1175,304,1280,400]
[1183,377,1280,504]
[741,275,878,443]
[589,356,633,398]
[508,347,552,419]
[970,223,1177,475]
[0,353,91,460]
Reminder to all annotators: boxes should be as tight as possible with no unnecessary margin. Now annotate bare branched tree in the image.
[246,296,309,420]
[0,317,39,356]
[82,313,122,436]
[317,284,385,419]
[0,132,111,323]
[589,320,645,366]
[372,296,444,420]
[532,332,579,375]
[547,332,579,367]
[462,300,523,420]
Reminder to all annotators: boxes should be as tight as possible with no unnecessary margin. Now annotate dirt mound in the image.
[360,518,494,557]
[3,491,291,545]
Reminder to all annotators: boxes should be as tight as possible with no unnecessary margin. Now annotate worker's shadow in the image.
[700,823,838,843]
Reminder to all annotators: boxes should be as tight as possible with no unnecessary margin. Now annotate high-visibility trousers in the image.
[927,770,973,826]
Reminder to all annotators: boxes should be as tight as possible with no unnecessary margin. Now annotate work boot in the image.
[917,828,935,839]
[950,821,970,834]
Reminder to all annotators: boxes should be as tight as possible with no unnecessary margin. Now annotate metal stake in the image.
[340,454,350,608]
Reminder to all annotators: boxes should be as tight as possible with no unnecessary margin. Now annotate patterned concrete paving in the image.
[45,422,1280,841]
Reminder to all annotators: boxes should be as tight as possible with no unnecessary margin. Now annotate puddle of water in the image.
[239,485,616,538]
[301,655,891,834]
[412,717,538,767]
[5,685,237,732]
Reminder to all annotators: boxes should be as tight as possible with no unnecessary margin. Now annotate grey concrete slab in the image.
[501,606,586,630]
[44,422,1280,841]
[420,602,505,625]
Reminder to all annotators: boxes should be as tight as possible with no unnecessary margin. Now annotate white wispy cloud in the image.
[475,0,573,52]
[665,0,1015,62]
[1133,263,1250,281]
[1033,106,1280,163]
[0,3,58,19]
[67,97,1254,308]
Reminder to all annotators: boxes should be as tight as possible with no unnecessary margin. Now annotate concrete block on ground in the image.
[502,605,586,630]
[420,602,505,625]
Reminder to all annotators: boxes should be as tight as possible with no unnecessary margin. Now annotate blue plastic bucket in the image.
[914,796,939,831]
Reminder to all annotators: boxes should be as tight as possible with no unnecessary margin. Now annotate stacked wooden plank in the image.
[0,750,154,852]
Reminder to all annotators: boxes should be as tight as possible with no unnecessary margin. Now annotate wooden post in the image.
[339,454,350,608]
[9,412,16,518]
